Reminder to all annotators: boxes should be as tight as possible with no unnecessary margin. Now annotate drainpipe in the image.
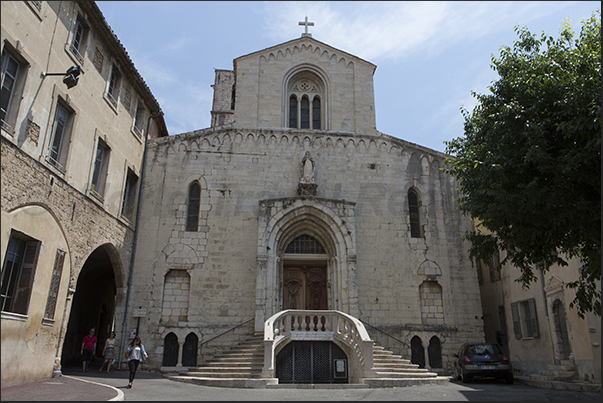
[118,110,163,370]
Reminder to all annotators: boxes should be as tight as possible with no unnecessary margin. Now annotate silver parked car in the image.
[452,343,514,384]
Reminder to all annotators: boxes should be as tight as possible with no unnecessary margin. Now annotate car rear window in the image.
[471,344,502,355]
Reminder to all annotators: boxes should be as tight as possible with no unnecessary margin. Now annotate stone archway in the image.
[61,245,120,368]
[255,197,357,333]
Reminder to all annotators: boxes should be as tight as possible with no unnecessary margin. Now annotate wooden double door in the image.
[283,265,328,310]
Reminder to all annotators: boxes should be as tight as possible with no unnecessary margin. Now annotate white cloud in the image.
[260,1,581,62]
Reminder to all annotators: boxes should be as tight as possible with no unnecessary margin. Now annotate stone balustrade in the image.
[262,309,375,381]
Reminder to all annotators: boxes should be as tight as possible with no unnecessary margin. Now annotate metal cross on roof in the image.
[299,16,314,37]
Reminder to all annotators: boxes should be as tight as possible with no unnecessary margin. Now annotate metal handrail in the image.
[199,318,254,347]
[360,319,410,348]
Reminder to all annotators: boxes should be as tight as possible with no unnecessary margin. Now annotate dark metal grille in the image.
[162,333,179,366]
[285,235,326,254]
[182,332,198,366]
[276,341,348,384]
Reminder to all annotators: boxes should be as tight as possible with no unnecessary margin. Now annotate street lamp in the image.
[41,65,81,89]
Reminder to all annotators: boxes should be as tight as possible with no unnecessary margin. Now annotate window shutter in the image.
[44,249,66,320]
[12,240,40,315]
[510,302,522,339]
[528,298,539,337]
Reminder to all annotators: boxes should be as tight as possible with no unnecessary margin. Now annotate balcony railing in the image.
[262,310,376,380]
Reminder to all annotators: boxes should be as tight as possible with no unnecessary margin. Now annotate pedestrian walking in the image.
[125,336,147,388]
[80,328,97,372]
[99,331,116,374]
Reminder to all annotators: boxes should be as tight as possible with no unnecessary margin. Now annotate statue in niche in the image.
[301,151,315,184]
[298,151,317,196]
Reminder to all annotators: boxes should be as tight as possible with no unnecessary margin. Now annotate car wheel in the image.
[505,374,514,384]
[461,370,471,383]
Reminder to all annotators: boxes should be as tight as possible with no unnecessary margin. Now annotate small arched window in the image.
[289,95,297,128]
[408,189,422,238]
[312,97,321,129]
[186,182,200,232]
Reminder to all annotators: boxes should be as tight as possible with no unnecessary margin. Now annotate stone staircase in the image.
[166,335,277,388]
[166,336,448,388]
[515,362,601,393]
[362,345,448,388]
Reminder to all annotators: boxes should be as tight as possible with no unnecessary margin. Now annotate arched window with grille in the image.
[285,234,326,254]
[408,188,422,238]
[186,181,200,232]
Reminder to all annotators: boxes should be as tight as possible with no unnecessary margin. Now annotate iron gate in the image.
[275,341,348,384]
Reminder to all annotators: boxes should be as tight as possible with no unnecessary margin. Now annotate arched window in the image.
[289,95,297,128]
[286,73,324,130]
[408,189,422,238]
[186,182,200,232]
[285,235,326,254]
[312,97,321,129]
[300,96,310,129]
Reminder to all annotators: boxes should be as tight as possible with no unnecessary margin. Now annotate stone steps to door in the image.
[166,336,444,388]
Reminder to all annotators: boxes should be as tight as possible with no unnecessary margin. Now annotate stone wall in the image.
[1,138,134,386]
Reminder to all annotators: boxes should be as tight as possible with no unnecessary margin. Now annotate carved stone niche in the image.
[297,183,318,196]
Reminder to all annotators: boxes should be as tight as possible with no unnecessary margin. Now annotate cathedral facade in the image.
[127,33,484,381]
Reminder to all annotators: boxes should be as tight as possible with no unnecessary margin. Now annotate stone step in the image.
[182,371,264,378]
[374,371,437,378]
[363,376,450,388]
[167,375,279,388]
[373,366,429,372]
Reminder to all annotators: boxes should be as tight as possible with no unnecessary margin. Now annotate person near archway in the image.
[125,336,148,389]
[80,328,97,372]
[99,331,116,374]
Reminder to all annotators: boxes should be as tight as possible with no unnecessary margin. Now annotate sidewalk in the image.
[1,373,123,401]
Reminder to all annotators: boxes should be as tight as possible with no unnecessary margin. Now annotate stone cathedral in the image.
[128,25,484,386]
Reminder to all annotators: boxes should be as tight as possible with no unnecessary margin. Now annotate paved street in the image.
[43,366,601,401]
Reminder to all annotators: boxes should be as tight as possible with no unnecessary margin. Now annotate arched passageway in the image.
[61,245,118,368]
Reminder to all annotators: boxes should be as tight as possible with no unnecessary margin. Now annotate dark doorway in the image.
[276,341,348,384]
[553,300,571,360]
[411,336,425,368]
[182,332,198,366]
[428,336,442,368]
[61,246,117,368]
[163,332,179,366]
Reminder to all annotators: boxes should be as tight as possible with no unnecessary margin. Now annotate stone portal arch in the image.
[61,244,120,368]
[254,197,356,332]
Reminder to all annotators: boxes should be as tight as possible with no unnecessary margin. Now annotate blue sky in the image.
[96,1,599,153]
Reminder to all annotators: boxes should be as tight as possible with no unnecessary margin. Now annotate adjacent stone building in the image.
[1,1,167,387]
[476,225,601,385]
[125,28,485,383]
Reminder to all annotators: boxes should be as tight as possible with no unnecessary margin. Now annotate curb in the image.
[63,375,124,401]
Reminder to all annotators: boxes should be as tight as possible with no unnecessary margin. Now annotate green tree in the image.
[445,11,601,318]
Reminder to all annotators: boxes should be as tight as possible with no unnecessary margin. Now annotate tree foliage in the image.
[445,10,601,318]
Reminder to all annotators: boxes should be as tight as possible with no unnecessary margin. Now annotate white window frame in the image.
[46,100,74,172]
[1,46,28,134]
[90,137,110,200]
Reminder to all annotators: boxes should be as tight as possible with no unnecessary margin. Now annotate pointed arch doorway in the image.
[255,197,358,333]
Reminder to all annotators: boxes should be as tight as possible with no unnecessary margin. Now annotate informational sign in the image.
[132,309,147,317]
[333,358,347,378]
